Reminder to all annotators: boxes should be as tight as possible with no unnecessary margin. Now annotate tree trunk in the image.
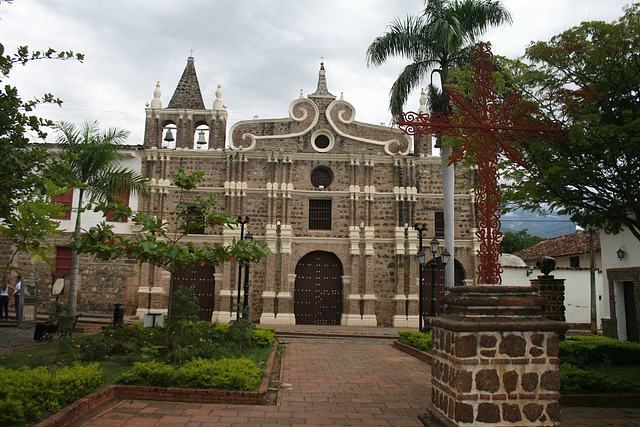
[441,145,455,288]
[68,189,84,315]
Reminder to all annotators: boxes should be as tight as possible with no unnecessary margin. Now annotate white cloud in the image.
[0,0,630,146]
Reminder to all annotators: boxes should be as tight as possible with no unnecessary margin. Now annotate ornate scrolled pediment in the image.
[228,97,319,151]
[325,99,411,156]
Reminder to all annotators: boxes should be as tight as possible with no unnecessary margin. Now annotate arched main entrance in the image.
[294,251,343,325]
[173,265,216,321]
[421,259,465,317]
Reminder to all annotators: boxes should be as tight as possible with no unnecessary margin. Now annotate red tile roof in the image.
[513,230,601,262]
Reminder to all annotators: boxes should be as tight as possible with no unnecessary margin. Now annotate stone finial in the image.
[167,56,206,110]
[540,256,556,275]
[299,89,304,98]
[213,84,226,110]
[150,81,162,109]
[309,61,336,99]
[418,88,427,114]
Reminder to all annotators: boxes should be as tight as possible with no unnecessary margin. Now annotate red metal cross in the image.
[398,43,567,285]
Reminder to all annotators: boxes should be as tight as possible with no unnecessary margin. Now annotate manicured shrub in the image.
[560,363,639,394]
[398,330,433,353]
[118,358,263,391]
[117,360,177,387]
[178,358,263,390]
[0,363,103,425]
[253,327,276,348]
[560,335,640,368]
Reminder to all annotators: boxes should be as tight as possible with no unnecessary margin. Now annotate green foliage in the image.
[168,286,200,323]
[0,181,68,281]
[72,167,270,279]
[0,363,102,425]
[253,327,277,348]
[499,229,546,254]
[118,358,263,391]
[366,0,512,118]
[0,42,83,221]
[117,360,177,387]
[398,330,433,353]
[559,335,640,368]
[560,363,639,395]
[500,4,640,241]
[74,321,275,366]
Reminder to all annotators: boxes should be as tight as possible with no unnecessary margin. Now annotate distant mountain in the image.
[500,209,576,239]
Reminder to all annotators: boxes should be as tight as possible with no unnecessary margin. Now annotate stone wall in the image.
[425,286,568,426]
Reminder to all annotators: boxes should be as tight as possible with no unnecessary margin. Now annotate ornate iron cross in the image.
[398,43,567,285]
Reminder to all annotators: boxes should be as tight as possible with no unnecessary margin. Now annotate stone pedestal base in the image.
[259,312,296,325]
[425,286,568,426]
[393,314,419,328]
[211,310,235,324]
[343,313,377,326]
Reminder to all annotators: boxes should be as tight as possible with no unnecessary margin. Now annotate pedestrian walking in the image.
[0,280,12,320]
[13,275,21,320]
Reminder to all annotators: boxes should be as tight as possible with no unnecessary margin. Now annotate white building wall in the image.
[55,149,143,234]
[600,226,640,340]
[501,266,604,326]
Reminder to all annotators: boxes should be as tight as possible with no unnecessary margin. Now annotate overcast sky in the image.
[0,0,632,146]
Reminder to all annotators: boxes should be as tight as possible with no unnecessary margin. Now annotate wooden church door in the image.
[294,251,343,325]
[173,265,216,321]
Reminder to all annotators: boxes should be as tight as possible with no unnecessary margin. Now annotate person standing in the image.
[13,275,21,321]
[0,281,12,320]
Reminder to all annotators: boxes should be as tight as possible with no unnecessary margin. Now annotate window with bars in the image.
[105,189,130,222]
[309,199,332,230]
[54,246,72,278]
[435,211,445,238]
[185,205,205,234]
[51,189,74,220]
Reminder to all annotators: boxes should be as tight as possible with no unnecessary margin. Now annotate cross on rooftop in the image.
[398,43,568,285]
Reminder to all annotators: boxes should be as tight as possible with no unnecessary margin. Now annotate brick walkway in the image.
[71,339,431,426]
[67,337,640,426]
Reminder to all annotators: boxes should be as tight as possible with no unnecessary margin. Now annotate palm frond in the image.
[389,61,435,117]
[366,15,430,66]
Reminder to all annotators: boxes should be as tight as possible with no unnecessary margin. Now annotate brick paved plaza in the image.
[60,337,640,427]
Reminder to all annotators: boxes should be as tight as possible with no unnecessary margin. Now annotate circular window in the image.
[311,130,335,152]
[311,167,333,188]
[315,134,330,149]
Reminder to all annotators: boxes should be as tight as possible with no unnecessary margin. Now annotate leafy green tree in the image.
[0,181,68,286]
[499,229,546,254]
[501,4,640,242]
[54,120,150,314]
[0,43,83,220]
[71,167,270,318]
[366,0,512,118]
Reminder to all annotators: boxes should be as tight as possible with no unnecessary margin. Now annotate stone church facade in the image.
[137,56,477,327]
[2,56,478,327]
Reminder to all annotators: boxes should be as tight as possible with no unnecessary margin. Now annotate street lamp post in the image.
[242,232,253,318]
[415,224,451,332]
[415,223,428,332]
[236,216,249,321]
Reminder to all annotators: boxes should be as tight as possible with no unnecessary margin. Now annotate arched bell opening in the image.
[194,123,210,150]
[161,123,177,149]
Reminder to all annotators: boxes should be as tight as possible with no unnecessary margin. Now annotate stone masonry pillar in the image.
[530,275,566,323]
[422,286,569,427]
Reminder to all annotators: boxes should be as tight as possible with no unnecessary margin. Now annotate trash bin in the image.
[113,303,124,325]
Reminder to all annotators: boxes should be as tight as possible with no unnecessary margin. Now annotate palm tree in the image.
[55,120,150,314]
[366,0,512,118]
[367,0,512,289]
